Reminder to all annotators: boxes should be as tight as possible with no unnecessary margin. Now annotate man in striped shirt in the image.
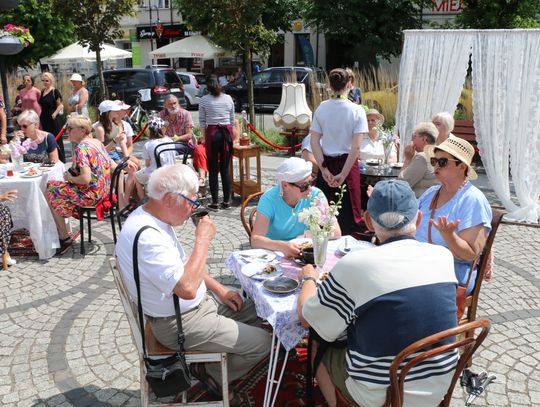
[298,180,458,407]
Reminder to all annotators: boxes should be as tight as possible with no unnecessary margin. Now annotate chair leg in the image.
[221,353,229,407]
[79,209,85,255]
[2,252,8,271]
[87,211,92,243]
[111,208,117,244]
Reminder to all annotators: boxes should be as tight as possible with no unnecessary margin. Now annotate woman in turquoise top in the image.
[416,137,492,293]
[251,157,341,258]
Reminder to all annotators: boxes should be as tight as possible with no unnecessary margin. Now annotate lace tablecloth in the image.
[0,162,65,259]
[226,238,349,351]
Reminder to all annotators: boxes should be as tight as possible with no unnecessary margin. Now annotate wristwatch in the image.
[301,276,317,287]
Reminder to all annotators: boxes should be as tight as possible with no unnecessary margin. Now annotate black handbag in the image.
[133,226,192,398]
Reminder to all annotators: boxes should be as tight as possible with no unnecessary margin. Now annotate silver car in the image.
[176,71,207,110]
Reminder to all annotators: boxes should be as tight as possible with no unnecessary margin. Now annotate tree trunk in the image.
[245,49,255,124]
[95,46,108,101]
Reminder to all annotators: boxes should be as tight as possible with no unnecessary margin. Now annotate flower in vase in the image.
[297,185,346,237]
[9,137,37,157]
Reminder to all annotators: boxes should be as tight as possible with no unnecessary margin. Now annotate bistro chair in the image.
[109,258,229,406]
[109,156,131,244]
[382,319,491,407]
[240,191,263,238]
[154,142,188,168]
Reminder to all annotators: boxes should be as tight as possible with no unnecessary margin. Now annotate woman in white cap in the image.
[358,108,397,163]
[67,73,89,116]
[416,137,492,293]
[251,157,341,258]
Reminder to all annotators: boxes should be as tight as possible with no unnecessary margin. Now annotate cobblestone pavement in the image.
[1,162,539,407]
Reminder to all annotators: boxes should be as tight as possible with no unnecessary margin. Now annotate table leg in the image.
[263,331,290,407]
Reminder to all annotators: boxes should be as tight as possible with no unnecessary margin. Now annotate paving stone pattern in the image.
[1,163,539,406]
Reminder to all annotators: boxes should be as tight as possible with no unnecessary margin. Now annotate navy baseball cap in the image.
[367,180,418,229]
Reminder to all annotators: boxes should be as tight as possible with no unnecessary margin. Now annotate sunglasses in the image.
[177,193,201,210]
[289,178,315,193]
[430,157,461,168]
[20,123,34,129]
[67,126,83,131]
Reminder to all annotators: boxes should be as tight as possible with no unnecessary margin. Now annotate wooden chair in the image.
[109,258,229,406]
[461,209,503,327]
[240,191,263,238]
[384,319,491,407]
[2,252,8,271]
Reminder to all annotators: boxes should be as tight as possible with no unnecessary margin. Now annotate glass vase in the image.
[11,153,23,171]
[313,235,329,271]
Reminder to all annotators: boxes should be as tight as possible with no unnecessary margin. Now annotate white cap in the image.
[114,100,130,110]
[98,100,123,115]
[70,73,83,82]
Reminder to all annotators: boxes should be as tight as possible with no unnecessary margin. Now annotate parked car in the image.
[223,66,324,112]
[176,71,207,109]
[87,67,186,111]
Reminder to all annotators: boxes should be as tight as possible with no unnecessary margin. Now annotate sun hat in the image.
[276,157,312,193]
[424,136,477,180]
[98,100,123,115]
[365,108,384,123]
[114,100,130,110]
[367,180,418,230]
[70,73,83,82]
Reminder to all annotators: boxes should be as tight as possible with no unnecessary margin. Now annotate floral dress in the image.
[0,203,13,254]
[48,140,111,218]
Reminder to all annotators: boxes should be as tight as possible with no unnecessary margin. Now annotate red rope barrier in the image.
[132,123,149,143]
[247,123,302,151]
[55,124,67,142]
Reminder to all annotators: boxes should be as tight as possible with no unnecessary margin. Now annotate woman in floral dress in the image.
[0,189,18,266]
[48,115,111,254]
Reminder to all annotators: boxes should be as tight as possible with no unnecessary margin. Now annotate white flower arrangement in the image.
[297,185,346,237]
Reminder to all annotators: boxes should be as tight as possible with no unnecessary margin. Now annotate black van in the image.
[87,67,187,110]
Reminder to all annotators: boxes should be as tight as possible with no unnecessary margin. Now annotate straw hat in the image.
[424,136,477,180]
[365,108,384,123]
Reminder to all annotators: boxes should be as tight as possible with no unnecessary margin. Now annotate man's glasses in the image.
[177,193,201,210]
[430,157,461,168]
[289,178,315,193]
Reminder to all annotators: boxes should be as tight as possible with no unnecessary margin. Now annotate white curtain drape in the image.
[472,30,540,223]
[396,30,474,151]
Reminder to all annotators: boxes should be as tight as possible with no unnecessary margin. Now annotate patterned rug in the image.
[8,229,81,257]
[186,346,327,406]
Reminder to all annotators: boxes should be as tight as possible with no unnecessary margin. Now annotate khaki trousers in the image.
[149,293,271,383]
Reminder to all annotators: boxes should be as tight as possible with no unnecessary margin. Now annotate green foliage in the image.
[54,0,136,97]
[456,0,540,28]
[249,128,288,152]
[302,0,422,59]
[0,0,75,69]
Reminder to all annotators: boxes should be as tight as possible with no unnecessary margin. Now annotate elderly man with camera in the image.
[297,180,458,407]
[116,164,270,404]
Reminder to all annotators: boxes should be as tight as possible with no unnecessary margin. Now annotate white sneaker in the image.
[6,255,16,266]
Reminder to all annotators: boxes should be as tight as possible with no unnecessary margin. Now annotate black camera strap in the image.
[132,225,186,357]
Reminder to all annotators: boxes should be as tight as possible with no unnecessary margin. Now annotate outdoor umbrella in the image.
[149,35,230,59]
[41,42,132,64]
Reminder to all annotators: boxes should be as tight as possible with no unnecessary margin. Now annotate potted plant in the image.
[0,24,34,55]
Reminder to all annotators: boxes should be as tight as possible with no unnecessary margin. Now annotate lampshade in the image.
[273,83,312,130]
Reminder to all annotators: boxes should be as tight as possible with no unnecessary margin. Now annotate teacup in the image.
[300,247,315,265]
[191,210,209,226]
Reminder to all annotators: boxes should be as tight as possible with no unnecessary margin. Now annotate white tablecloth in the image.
[0,162,65,259]
[226,238,349,351]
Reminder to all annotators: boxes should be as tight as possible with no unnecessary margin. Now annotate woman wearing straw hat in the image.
[359,108,397,163]
[67,73,89,116]
[416,137,492,293]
